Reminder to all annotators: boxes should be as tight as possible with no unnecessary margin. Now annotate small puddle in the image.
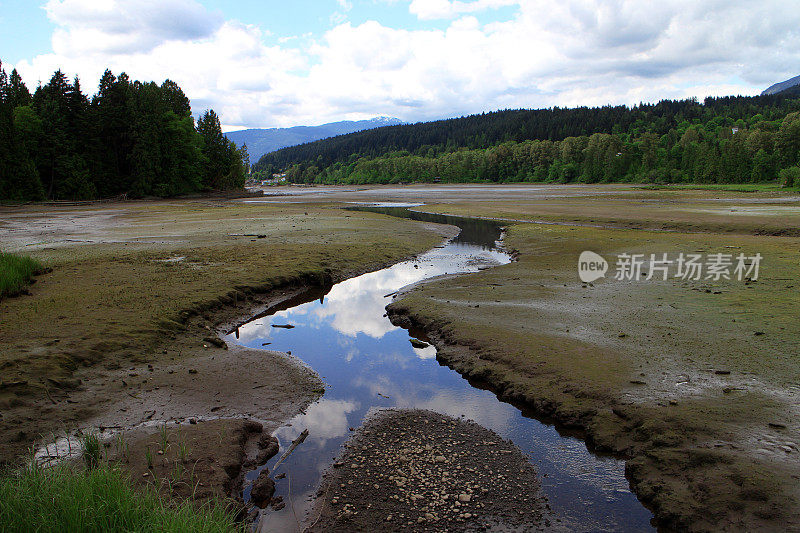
[228,204,655,531]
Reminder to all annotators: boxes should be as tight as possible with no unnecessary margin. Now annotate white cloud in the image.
[45,0,222,54]
[9,0,800,130]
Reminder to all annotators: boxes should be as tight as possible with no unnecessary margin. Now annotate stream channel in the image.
[227,204,655,532]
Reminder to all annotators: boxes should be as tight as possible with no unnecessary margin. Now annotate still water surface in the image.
[228,205,654,532]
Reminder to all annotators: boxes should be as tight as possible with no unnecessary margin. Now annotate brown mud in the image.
[106,418,271,515]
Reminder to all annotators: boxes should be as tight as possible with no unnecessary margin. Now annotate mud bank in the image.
[387,222,800,532]
[0,200,452,468]
[386,306,794,531]
[309,409,549,532]
[106,418,271,515]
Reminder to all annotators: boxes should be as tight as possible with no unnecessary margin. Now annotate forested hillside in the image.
[256,88,800,186]
[0,61,247,202]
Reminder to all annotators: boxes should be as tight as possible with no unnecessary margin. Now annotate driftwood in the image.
[272,429,309,471]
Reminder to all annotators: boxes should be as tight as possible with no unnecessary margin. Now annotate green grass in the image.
[82,433,101,470]
[0,252,46,300]
[0,462,242,532]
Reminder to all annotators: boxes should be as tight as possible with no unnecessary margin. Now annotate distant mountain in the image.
[761,74,800,96]
[225,117,403,161]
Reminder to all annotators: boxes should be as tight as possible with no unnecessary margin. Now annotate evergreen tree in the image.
[197,109,245,190]
[0,62,246,202]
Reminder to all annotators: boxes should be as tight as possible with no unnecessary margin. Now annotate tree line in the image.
[0,61,247,202]
[256,89,800,186]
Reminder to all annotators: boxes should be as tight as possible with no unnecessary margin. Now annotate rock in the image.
[714,370,731,375]
[434,455,446,463]
[459,493,471,503]
[251,471,275,506]
[256,434,280,464]
[202,336,226,348]
[409,338,430,349]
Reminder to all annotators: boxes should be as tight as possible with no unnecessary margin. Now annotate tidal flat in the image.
[1,184,798,531]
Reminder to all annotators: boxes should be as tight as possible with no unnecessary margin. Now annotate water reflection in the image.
[275,399,359,446]
[230,207,654,532]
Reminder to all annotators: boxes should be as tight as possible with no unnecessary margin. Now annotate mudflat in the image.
[355,184,799,531]
[3,184,799,531]
[0,198,450,466]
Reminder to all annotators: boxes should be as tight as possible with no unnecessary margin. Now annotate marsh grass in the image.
[145,446,154,470]
[0,461,242,532]
[178,438,189,463]
[0,252,45,299]
[159,423,170,456]
[81,433,101,470]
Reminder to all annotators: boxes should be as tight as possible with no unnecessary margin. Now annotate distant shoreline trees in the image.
[0,61,247,202]
[256,91,800,187]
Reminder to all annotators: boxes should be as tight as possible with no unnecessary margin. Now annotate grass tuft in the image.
[0,252,46,300]
[0,461,242,532]
[82,432,101,470]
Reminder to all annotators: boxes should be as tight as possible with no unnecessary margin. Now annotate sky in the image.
[1,0,798,132]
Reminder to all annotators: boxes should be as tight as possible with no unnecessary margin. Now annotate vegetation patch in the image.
[0,252,46,299]
[0,461,241,532]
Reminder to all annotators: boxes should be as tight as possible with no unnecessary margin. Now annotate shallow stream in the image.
[228,204,654,532]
